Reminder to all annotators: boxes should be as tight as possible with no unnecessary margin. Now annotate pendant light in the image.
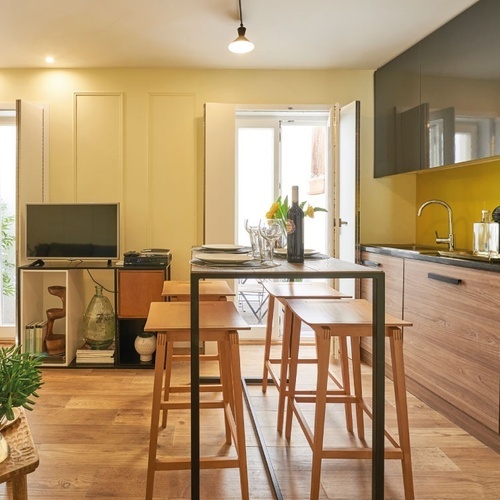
[228,0,254,54]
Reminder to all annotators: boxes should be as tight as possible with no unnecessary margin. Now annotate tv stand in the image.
[18,257,171,368]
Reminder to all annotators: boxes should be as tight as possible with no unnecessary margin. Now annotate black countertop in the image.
[361,244,500,273]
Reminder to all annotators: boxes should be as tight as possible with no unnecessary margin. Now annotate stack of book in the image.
[24,320,48,354]
[75,342,115,365]
[23,320,66,363]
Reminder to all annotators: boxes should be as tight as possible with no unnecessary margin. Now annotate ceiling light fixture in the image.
[228,0,254,54]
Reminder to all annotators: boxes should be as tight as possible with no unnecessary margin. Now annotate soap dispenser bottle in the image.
[473,209,499,256]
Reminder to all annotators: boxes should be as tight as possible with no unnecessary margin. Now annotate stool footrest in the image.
[322,448,405,460]
[265,364,344,392]
[172,354,219,362]
[294,394,358,403]
[155,456,241,471]
[290,395,404,447]
[161,400,225,411]
[165,384,223,393]
[268,357,319,365]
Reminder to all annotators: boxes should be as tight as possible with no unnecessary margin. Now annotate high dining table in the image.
[189,257,386,499]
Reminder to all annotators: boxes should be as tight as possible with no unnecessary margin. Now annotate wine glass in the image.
[244,219,260,258]
[258,219,283,264]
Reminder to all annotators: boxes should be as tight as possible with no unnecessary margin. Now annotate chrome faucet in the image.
[417,199,455,250]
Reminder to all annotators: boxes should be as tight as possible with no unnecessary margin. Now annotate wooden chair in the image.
[261,281,351,433]
[144,301,250,500]
[284,298,414,500]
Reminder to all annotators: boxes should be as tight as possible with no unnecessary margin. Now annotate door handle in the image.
[339,218,348,226]
[362,259,381,268]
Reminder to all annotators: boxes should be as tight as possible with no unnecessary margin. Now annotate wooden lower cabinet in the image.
[403,259,500,451]
[360,251,404,316]
[360,251,500,451]
[359,251,405,373]
[116,268,167,366]
[117,269,165,318]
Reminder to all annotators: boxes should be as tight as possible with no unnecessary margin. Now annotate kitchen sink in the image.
[438,250,500,262]
[365,243,500,263]
[372,243,440,255]
[366,244,500,262]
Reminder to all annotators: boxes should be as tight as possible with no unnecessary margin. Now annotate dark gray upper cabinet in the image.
[374,44,422,176]
[374,0,500,177]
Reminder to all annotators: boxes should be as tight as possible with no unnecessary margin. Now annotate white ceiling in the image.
[1,0,478,70]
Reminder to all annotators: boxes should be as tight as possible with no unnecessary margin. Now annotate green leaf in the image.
[0,345,43,419]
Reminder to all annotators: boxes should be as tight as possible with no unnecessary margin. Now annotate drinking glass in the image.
[244,219,260,258]
[258,219,283,264]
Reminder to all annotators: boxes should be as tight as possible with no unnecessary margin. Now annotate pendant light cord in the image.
[238,0,244,27]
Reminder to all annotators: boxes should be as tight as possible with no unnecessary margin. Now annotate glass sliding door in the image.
[236,112,330,255]
[236,126,276,245]
[235,110,330,333]
[280,120,329,254]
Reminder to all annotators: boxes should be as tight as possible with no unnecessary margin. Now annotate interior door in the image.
[204,102,237,245]
[16,99,48,265]
[0,100,46,341]
[334,100,360,297]
[7,100,47,341]
[0,105,16,339]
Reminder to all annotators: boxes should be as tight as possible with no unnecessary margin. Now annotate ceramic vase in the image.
[82,285,115,349]
[134,332,156,362]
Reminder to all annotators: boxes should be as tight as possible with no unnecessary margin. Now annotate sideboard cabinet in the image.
[18,260,170,368]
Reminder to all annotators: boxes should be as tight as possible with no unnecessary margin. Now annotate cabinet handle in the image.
[362,259,381,268]
[428,272,462,285]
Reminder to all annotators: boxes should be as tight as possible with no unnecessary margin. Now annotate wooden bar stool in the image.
[262,281,351,433]
[160,280,234,428]
[144,301,250,500]
[284,298,414,500]
[162,279,235,302]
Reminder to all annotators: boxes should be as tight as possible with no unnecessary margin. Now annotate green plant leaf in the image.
[0,345,43,420]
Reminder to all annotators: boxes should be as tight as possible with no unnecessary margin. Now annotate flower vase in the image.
[276,219,288,249]
[134,332,156,363]
[82,285,115,349]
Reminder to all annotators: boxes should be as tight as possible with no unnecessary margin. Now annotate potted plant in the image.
[0,345,43,423]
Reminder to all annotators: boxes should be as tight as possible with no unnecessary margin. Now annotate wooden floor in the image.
[1,344,499,499]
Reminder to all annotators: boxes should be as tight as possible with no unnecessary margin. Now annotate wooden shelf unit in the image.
[19,268,85,367]
[18,259,171,368]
